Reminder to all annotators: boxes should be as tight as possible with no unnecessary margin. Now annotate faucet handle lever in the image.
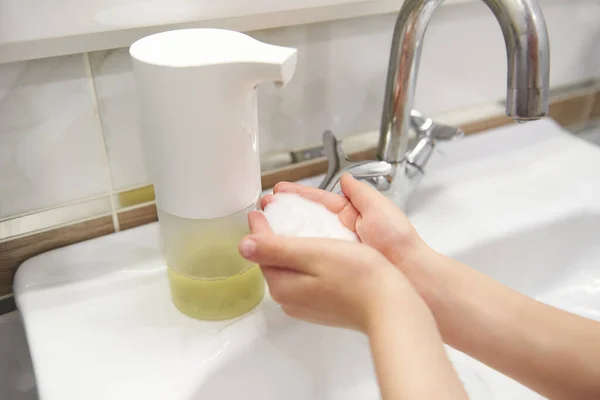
[427,122,464,141]
[319,130,392,191]
[410,110,464,141]
[406,111,464,169]
[319,130,346,190]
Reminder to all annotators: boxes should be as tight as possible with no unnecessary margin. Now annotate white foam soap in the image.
[262,193,358,241]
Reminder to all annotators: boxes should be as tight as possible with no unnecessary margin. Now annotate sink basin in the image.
[444,212,600,400]
[198,212,600,400]
[192,311,378,400]
[454,213,600,307]
[13,119,600,400]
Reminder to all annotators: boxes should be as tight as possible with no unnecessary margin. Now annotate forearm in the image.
[367,295,467,400]
[420,251,600,399]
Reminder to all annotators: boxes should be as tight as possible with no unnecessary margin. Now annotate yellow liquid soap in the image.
[158,203,264,320]
[168,265,265,320]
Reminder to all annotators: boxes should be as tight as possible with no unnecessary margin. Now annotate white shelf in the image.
[0,0,476,64]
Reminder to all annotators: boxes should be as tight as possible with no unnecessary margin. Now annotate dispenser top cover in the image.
[130,29,297,219]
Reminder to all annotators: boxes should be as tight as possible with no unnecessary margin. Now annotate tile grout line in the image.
[83,52,120,232]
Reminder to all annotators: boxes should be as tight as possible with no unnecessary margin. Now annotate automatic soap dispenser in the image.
[130,29,297,320]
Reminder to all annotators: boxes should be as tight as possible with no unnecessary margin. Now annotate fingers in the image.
[280,304,333,326]
[272,181,350,214]
[260,193,275,210]
[340,172,389,213]
[260,266,314,305]
[247,211,272,234]
[239,234,318,274]
[239,234,353,275]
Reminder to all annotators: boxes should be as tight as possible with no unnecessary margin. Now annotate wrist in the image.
[365,273,436,336]
[365,293,439,343]
[391,243,451,312]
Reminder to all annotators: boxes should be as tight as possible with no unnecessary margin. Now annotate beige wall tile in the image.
[89,49,148,190]
[0,55,111,218]
[251,14,394,153]
[253,1,600,153]
[87,4,600,190]
[115,185,154,209]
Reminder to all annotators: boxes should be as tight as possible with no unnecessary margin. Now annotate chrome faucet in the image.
[319,0,550,210]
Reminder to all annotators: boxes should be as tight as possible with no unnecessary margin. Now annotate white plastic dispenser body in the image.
[130,29,297,320]
[130,28,297,219]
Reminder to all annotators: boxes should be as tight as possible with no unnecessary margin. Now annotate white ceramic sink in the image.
[454,213,600,307]
[442,212,600,400]
[191,310,378,400]
[13,119,600,400]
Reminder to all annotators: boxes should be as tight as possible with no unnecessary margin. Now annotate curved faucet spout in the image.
[319,0,550,211]
[377,0,550,163]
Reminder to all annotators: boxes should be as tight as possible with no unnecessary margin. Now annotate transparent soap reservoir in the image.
[158,200,265,320]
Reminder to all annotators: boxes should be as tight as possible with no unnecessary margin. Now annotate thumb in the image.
[340,172,389,213]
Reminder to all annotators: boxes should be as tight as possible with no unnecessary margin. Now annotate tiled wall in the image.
[0,55,111,218]
[1,1,600,310]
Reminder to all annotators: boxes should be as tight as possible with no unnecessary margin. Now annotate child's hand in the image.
[263,173,434,279]
[239,211,422,333]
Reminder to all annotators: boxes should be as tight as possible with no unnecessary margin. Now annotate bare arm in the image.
[267,176,600,399]
[368,295,468,400]
[241,211,467,400]
[412,250,600,400]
